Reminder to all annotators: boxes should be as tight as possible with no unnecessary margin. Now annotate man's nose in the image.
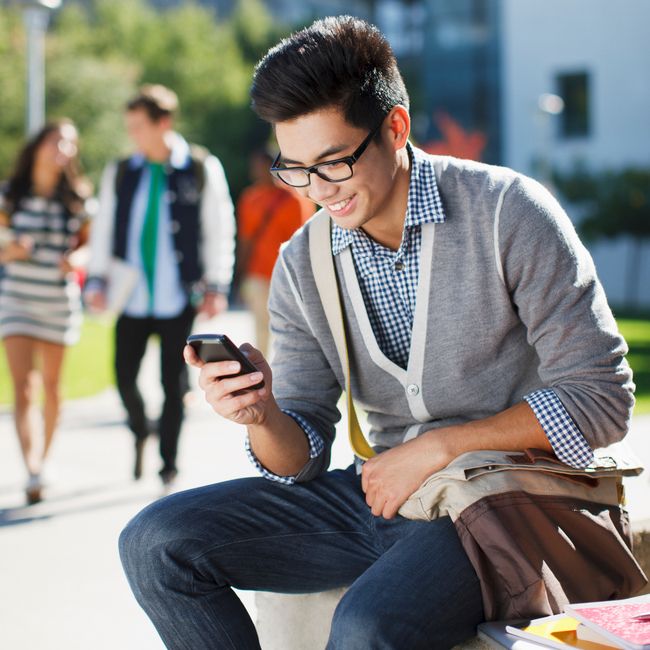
[308,174,338,203]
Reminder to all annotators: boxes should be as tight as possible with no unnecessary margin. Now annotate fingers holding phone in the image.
[184,334,272,425]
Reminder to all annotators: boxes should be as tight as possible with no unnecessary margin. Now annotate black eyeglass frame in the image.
[270,121,384,188]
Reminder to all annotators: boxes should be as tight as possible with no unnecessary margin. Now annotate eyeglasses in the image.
[270,121,383,188]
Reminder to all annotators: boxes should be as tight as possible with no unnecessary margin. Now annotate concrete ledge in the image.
[255,531,650,648]
[256,590,344,649]
[255,590,492,649]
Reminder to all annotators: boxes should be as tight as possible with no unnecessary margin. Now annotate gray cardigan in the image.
[268,154,635,482]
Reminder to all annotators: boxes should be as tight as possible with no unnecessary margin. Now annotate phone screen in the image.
[186,334,264,389]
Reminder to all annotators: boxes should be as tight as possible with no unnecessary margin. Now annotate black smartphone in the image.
[186,333,265,390]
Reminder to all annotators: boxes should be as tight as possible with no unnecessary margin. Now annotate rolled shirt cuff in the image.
[524,388,594,468]
[244,409,325,484]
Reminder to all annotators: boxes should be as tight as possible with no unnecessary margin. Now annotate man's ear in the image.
[386,105,410,151]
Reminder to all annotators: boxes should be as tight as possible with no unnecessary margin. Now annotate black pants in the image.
[114,304,196,473]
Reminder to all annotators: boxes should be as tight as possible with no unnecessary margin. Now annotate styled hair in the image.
[251,15,409,131]
[126,83,179,122]
[4,119,90,217]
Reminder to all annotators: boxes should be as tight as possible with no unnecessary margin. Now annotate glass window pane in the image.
[557,71,590,138]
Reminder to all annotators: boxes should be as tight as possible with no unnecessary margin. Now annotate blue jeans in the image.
[119,465,484,649]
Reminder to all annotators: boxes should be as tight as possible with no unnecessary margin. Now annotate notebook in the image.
[105,258,140,314]
[565,595,650,650]
[504,614,619,649]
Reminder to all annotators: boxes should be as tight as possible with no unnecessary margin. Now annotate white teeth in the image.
[329,197,352,212]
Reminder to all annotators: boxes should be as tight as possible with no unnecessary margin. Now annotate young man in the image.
[86,85,235,486]
[119,19,636,649]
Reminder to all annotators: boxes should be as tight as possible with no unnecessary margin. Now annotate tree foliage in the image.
[554,165,650,307]
[553,166,650,242]
[0,0,289,196]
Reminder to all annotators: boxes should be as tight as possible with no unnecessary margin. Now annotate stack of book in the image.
[479,595,650,649]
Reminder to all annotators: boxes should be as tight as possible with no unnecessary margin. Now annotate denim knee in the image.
[327,591,468,650]
[118,494,192,592]
[328,594,394,649]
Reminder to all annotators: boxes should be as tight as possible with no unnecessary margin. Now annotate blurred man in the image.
[236,148,313,355]
[85,84,235,486]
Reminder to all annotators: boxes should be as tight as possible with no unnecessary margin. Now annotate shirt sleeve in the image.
[264,235,343,481]
[200,155,235,294]
[85,162,117,286]
[244,409,326,484]
[498,174,635,452]
[524,388,593,467]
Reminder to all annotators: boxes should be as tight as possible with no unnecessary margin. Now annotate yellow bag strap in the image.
[309,210,376,460]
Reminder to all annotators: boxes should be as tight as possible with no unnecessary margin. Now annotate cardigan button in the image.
[407,384,419,396]
[175,251,184,263]
[170,220,180,234]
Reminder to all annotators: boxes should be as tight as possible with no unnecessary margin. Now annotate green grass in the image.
[0,317,115,405]
[618,318,650,415]
[1,317,649,415]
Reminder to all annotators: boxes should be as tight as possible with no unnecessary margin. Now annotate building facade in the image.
[500,0,650,308]
[160,0,650,307]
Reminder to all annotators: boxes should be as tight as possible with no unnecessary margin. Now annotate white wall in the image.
[501,0,650,307]
[502,0,650,174]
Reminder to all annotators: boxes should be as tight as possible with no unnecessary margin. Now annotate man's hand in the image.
[184,342,272,425]
[185,342,312,475]
[361,401,555,520]
[196,291,228,319]
[361,433,454,519]
[84,289,107,313]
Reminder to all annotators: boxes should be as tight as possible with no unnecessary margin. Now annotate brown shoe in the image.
[25,474,43,505]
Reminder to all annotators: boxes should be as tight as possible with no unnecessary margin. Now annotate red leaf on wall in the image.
[421,112,487,161]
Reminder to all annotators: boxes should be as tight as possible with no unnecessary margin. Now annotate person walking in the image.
[0,119,91,505]
[85,84,235,486]
[119,18,639,649]
[236,148,313,356]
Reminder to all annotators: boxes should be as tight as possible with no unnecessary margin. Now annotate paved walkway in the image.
[1,308,649,649]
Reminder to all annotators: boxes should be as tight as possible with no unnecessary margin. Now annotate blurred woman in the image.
[0,119,91,505]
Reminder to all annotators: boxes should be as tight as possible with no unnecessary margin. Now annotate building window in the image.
[557,72,590,137]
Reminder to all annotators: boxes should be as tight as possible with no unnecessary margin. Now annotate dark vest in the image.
[112,156,204,289]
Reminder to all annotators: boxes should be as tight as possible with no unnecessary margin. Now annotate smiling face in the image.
[274,106,411,245]
[34,123,78,172]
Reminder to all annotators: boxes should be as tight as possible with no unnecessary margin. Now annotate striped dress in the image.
[0,193,84,345]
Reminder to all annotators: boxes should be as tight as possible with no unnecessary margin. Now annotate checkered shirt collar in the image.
[331,144,446,256]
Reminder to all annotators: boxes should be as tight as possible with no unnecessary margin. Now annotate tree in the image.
[0,0,290,197]
[554,166,650,308]
[0,7,29,178]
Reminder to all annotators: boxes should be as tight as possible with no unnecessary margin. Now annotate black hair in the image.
[4,119,90,218]
[251,15,409,131]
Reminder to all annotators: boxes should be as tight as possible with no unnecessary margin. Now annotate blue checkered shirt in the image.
[246,145,593,483]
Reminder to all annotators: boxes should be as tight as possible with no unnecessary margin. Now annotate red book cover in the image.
[565,597,650,650]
